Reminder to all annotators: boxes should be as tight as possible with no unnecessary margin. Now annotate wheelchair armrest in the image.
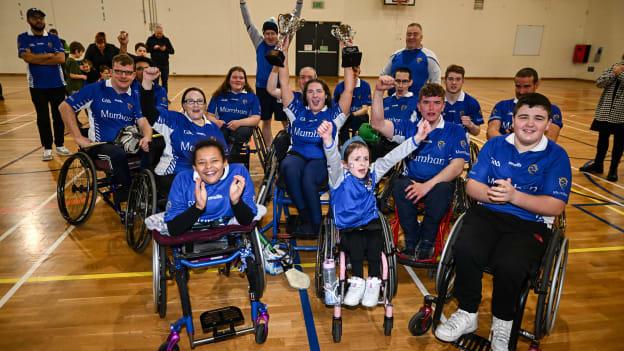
[152,222,257,246]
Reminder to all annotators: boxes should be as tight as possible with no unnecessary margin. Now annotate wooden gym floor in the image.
[0,74,622,351]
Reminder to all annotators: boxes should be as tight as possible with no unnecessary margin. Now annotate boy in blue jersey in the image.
[165,139,257,236]
[435,93,571,351]
[132,56,168,110]
[487,67,563,142]
[318,117,431,307]
[443,64,483,137]
[334,66,372,145]
[381,23,441,96]
[59,54,153,206]
[239,0,303,146]
[17,8,70,161]
[372,78,469,260]
[207,66,261,158]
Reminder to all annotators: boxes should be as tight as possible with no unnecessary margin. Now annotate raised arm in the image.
[318,120,344,188]
[239,0,263,48]
[370,76,396,139]
[338,66,355,118]
[266,66,282,99]
[278,37,294,107]
[373,120,432,178]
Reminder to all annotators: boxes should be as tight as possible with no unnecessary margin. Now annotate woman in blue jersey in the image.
[140,67,227,197]
[207,66,261,159]
[317,119,431,306]
[276,37,355,236]
[165,139,257,236]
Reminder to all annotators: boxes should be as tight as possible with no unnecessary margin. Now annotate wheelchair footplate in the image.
[452,333,491,351]
[200,306,245,339]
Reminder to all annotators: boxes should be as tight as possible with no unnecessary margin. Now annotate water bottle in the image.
[323,259,338,305]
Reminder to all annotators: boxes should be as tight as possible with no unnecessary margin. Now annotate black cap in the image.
[262,20,278,33]
[26,8,46,18]
[134,56,153,66]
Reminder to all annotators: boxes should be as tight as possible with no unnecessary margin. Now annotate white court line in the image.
[0,111,34,125]
[0,120,36,136]
[404,265,447,322]
[0,192,58,243]
[572,182,624,207]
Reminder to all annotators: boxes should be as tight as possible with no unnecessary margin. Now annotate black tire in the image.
[254,322,268,344]
[315,219,328,300]
[384,317,393,336]
[380,214,398,299]
[408,310,432,336]
[57,152,98,225]
[125,169,157,253]
[332,318,342,343]
[152,242,167,318]
[158,342,179,351]
[248,229,266,299]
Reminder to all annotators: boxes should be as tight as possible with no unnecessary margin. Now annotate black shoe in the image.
[579,160,603,174]
[607,171,618,182]
[415,244,434,260]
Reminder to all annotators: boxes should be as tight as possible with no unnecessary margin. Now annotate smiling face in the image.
[345,144,370,179]
[418,95,444,124]
[305,81,327,112]
[405,25,423,50]
[229,70,246,93]
[182,90,206,121]
[512,104,550,148]
[110,62,134,90]
[193,146,226,185]
[135,46,147,57]
[263,30,278,46]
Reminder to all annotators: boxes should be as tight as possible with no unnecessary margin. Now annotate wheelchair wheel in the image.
[57,152,98,225]
[541,236,569,335]
[380,213,398,299]
[468,140,480,172]
[314,216,331,299]
[435,212,465,297]
[383,316,393,336]
[408,310,432,336]
[125,169,157,253]
[153,241,167,318]
[248,228,266,299]
[332,318,342,343]
[452,177,471,217]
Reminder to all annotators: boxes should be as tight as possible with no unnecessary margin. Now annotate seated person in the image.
[333,65,371,145]
[435,93,571,351]
[442,64,483,137]
[267,65,317,104]
[207,66,261,158]
[275,37,354,236]
[371,78,469,259]
[59,54,152,207]
[317,117,431,307]
[487,67,563,142]
[140,67,227,198]
[165,139,257,236]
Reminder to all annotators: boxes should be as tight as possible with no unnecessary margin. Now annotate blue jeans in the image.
[279,154,327,227]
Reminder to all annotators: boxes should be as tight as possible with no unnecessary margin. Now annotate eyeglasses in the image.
[183,99,205,105]
[395,79,411,85]
[113,69,134,76]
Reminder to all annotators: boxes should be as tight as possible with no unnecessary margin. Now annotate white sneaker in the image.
[42,149,53,161]
[56,146,71,155]
[343,276,365,306]
[434,309,478,342]
[490,316,513,351]
[361,277,382,307]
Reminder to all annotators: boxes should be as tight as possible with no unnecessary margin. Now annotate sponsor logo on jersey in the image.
[437,140,445,150]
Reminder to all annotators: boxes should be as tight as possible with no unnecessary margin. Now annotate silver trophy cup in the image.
[331,24,362,68]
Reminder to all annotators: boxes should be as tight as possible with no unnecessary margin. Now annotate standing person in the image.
[239,0,303,146]
[65,42,87,96]
[579,55,624,182]
[381,23,441,96]
[487,67,563,141]
[334,65,371,145]
[17,8,70,161]
[443,64,483,137]
[84,31,128,73]
[48,28,69,54]
[134,42,148,58]
[146,24,174,93]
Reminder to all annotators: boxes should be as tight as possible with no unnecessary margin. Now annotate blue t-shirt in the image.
[152,109,228,176]
[384,92,418,136]
[443,91,484,131]
[17,31,65,89]
[393,118,470,181]
[66,80,143,142]
[165,164,257,224]
[489,98,564,134]
[131,80,168,109]
[333,79,372,114]
[255,42,275,88]
[469,134,571,223]
[330,170,379,230]
[283,98,344,160]
[387,48,439,95]
[207,91,261,123]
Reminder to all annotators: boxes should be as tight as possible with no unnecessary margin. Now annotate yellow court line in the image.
[569,246,624,253]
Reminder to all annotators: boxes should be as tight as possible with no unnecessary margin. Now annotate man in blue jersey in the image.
[59,54,153,207]
[334,65,372,145]
[267,65,317,104]
[17,8,70,161]
[435,93,571,351]
[487,67,563,141]
[239,0,303,146]
[381,23,441,96]
[443,64,483,137]
[372,78,469,259]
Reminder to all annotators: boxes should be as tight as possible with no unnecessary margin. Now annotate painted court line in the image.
[0,192,57,243]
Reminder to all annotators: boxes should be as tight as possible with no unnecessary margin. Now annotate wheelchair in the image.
[313,212,398,342]
[408,212,569,351]
[56,143,157,253]
[226,127,268,172]
[152,221,268,350]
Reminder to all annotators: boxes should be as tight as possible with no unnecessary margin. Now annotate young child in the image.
[82,59,100,84]
[65,41,87,96]
[99,65,111,81]
[317,118,431,307]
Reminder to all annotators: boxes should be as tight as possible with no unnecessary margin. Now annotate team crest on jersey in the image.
[161,97,167,103]
[460,140,467,149]
[437,140,445,150]
[127,103,133,110]
[242,98,248,105]
[558,177,568,190]
[528,164,538,175]
[553,114,561,121]
[401,105,407,111]
[416,57,423,63]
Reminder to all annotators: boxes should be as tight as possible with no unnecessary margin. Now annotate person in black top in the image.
[84,31,128,73]
[146,24,175,93]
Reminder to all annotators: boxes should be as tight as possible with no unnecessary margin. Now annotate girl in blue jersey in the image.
[276,37,355,236]
[140,67,227,197]
[318,119,431,306]
[207,66,261,159]
[165,139,257,236]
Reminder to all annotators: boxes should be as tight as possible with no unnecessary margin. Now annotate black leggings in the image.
[595,128,624,170]
[340,219,384,278]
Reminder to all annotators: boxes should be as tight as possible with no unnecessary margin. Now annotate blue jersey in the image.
[165,165,257,224]
[469,134,571,224]
[384,92,418,136]
[489,98,563,134]
[394,118,470,181]
[207,91,261,123]
[131,80,168,109]
[443,91,483,130]
[283,98,345,160]
[331,170,379,229]
[255,42,275,88]
[152,109,228,176]
[66,80,143,142]
[384,47,440,95]
[333,79,372,114]
[17,31,65,89]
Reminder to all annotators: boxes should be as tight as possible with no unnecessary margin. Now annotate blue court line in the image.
[573,203,624,233]
[583,173,624,202]
[291,239,320,351]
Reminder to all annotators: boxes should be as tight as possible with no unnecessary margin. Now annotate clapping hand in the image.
[229,175,246,204]
[194,177,207,210]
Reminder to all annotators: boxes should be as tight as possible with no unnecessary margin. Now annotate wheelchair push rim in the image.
[152,240,168,317]
[435,212,465,296]
[545,236,568,335]
[57,152,98,225]
[125,169,157,253]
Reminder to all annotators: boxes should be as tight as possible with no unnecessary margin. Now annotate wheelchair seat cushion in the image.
[152,223,256,246]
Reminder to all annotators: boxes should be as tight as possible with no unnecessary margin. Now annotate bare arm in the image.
[59,102,92,147]
[370,76,396,139]
[21,51,65,65]
[486,120,502,140]
[266,66,282,99]
[352,105,369,117]
[338,67,355,117]
[278,39,294,107]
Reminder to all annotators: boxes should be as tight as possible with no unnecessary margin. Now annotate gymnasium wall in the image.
[0,0,621,79]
